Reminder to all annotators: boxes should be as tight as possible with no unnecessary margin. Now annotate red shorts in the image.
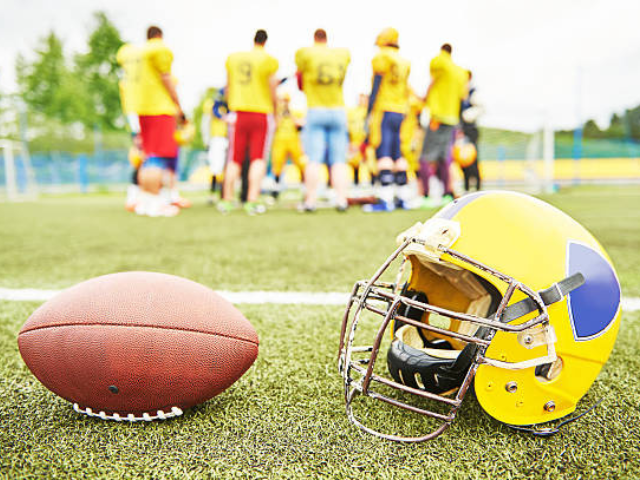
[139,115,178,159]
[227,111,275,165]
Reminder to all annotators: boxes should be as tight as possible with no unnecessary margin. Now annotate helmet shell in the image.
[432,191,621,426]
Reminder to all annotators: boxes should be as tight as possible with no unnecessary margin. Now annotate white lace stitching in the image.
[73,403,183,421]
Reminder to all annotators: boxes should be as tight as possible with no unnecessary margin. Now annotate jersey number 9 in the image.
[238,62,253,85]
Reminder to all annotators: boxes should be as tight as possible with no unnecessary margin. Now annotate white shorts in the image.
[207,137,228,175]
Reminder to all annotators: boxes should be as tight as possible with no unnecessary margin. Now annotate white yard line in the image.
[0,286,639,312]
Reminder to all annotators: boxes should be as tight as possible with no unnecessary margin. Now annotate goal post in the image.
[0,139,38,201]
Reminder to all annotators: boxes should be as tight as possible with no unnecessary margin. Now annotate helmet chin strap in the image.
[479,272,585,371]
[505,398,603,436]
[499,273,585,324]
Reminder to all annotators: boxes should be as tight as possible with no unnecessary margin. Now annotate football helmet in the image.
[375,28,399,47]
[174,120,196,146]
[338,191,621,442]
[452,137,477,168]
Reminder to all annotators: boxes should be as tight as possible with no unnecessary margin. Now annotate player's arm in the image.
[161,74,184,120]
[269,76,279,114]
[367,74,382,116]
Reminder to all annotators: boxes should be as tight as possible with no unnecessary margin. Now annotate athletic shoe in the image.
[297,203,316,213]
[363,201,395,213]
[336,201,348,213]
[394,199,412,210]
[415,196,440,209]
[217,200,236,215]
[244,202,266,216]
[441,194,455,205]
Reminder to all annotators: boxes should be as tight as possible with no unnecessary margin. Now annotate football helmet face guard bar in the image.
[338,235,578,443]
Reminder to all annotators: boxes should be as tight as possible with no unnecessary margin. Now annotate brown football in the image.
[17,272,259,421]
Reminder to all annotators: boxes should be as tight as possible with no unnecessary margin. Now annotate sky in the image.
[2,0,640,131]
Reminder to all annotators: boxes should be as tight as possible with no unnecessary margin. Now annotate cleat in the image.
[244,202,266,216]
[394,199,412,210]
[363,201,395,213]
[298,203,316,213]
[217,200,235,215]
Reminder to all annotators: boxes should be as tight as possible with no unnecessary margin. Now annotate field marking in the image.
[1,286,639,312]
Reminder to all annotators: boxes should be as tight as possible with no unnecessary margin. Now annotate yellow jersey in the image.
[134,38,178,116]
[347,105,367,144]
[275,106,303,140]
[427,50,468,125]
[371,47,411,114]
[202,98,228,138]
[226,46,279,114]
[116,43,141,115]
[295,43,350,108]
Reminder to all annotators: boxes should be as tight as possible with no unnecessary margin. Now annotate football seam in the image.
[18,322,259,346]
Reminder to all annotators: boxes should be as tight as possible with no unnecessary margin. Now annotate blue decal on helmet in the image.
[567,242,620,340]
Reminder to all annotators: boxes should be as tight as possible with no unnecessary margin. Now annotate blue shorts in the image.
[376,111,404,161]
[143,156,178,172]
[303,108,348,166]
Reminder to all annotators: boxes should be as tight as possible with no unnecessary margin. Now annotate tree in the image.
[582,119,602,139]
[74,12,124,131]
[16,32,92,125]
[606,113,625,139]
[624,106,640,140]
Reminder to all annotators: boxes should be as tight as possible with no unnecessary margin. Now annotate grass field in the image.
[1,186,639,479]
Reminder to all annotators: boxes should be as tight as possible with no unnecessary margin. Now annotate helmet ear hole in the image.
[535,357,564,382]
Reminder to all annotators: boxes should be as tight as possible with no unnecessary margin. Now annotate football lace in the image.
[73,403,183,421]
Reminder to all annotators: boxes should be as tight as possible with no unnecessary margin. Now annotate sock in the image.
[378,169,395,204]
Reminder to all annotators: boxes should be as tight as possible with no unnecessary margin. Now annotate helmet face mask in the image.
[338,192,621,442]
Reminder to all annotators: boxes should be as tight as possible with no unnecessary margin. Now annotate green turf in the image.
[1,186,639,479]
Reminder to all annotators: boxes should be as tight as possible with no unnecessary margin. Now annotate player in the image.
[459,70,483,191]
[418,43,467,207]
[219,29,279,215]
[295,28,351,212]
[400,91,425,194]
[134,26,184,217]
[201,87,229,204]
[116,42,143,212]
[363,28,412,212]
[270,92,306,199]
[346,94,369,186]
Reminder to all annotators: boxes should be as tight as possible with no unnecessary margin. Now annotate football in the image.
[17,271,259,421]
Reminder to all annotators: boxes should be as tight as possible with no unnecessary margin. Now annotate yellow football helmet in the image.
[338,191,621,442]
[375,28,399,47]
[174,121,195,146]
[452,138,477,168]
[128,146,144,169]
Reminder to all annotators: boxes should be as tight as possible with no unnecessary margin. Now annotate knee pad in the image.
[379,169,394,186]
[395,170,408,186]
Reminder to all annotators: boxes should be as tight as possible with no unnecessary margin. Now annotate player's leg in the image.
[302,110,325,211]
[365,112,395,212]
[207,136,228,203]
[244,112,273,214]
[270,136,286,199]
[327,108,349,211]
[164,156,191,208]
[220,112,245,211]
[136,115,179,216]
[390,113,411,209]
